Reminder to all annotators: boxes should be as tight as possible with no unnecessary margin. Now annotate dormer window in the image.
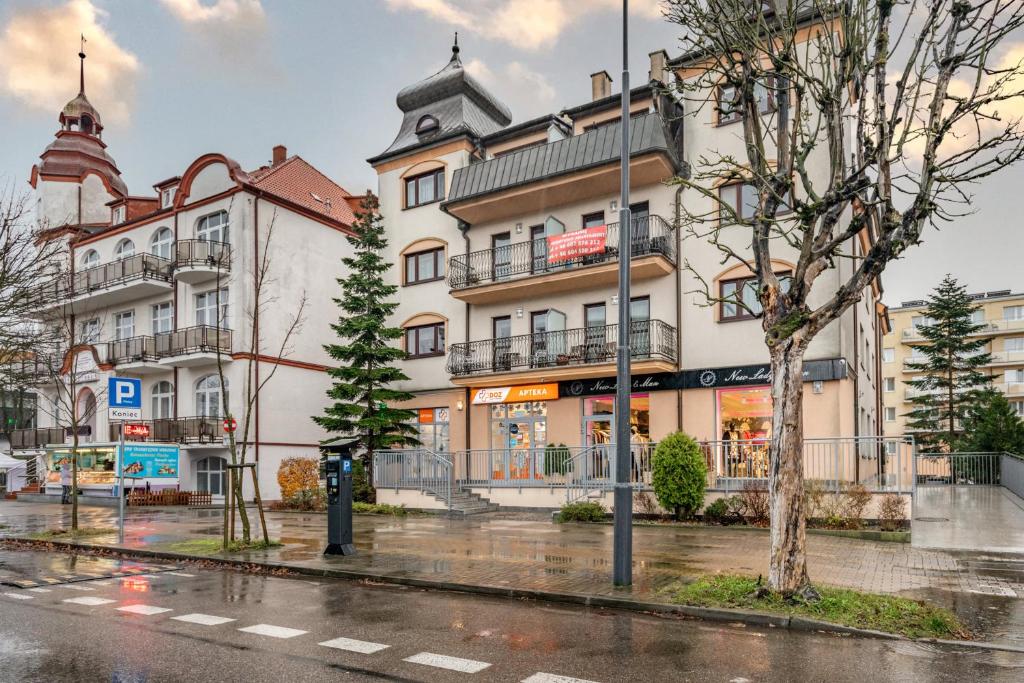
[112,205,126,224]
[416,115,439,135]
[160,186,177,209]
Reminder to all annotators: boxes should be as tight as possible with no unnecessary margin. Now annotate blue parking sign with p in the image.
[108,376,142,420]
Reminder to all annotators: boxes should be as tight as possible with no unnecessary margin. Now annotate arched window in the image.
[196,456,226,496]
[80,114,94,135]
[150,228,173,260]
[76,388,97,444]
[416,114,439,135]
[80,249,100,268]
[114,238,135,259]
[195,374,227,418]
[152,381,174,419]
[197,210,229,243]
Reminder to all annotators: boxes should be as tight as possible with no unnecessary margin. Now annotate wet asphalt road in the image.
[1,549,1023,682]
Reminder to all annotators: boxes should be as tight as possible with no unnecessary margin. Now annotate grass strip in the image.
[156,538,283,555]
[28,527,117,540]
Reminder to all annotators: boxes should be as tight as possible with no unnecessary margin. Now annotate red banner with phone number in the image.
[546,226,607,263]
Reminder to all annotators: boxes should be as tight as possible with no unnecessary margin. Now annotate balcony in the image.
[902,318,1024,341]
[37,254,173,314]
[448,216,675,304]
[9,427,65,450]
[988,350,1024,366]
[155,326,232,367]
[173,240,231,285]
[108,417,223,445]
[446,319,677,385]
[107,336,162,374]
[442,111,682,224]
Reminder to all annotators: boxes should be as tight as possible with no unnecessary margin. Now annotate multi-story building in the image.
[882,290,1024,437]
[6,52,360,500]
[371,36,888,510]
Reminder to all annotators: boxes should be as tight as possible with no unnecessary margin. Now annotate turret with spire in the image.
[60,36,103,137]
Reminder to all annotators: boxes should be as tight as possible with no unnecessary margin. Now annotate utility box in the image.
[324,440,357,556]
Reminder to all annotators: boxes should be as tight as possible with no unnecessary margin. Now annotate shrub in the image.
[277,457,321,501]
[556,501,606,523]
[704,498,729,524]
[723,495,746,523]
[351,458,375,503]
[633,491,659,515]
[804,480,828,522]
[740,481,770,526]
[878,494,907,531]
[544,443,571,476]
[651,432,707,520]
[352,502,408,516]
[842,484,872,529]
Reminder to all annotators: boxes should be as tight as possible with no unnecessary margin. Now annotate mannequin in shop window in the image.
[630,421,652,484]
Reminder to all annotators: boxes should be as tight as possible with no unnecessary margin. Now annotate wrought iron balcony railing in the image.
[445,319,677,377]
[447,215,675,290]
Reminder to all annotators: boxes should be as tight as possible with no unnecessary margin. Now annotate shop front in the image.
[43,442,181,498]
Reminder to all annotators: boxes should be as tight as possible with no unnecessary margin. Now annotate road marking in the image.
[60,585,95,591]
[63,597,116,606]
[172,613,236,626]
[238,624,308,639]
[522,674,602,683]
[3,593,33,600]
[403,653,491,674]
[167,572,195,577]
[27,588,52,593]
[90,580,113,586]
[318,637,390,654]
[117,604,172,616]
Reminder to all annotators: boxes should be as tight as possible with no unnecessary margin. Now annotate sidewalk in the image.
[2,500,1023,645]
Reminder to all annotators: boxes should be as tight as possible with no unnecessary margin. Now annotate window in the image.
[405,323,445,358]
[717,75,776,125]
[114,311,135,340]
[582,211,605,228]
[530,224,547,273]
[971,309,986,324]
[152,302,173,335]
[197,210,229,243]
[160,187,177,209]
[493,316,512,338]
[884,377,896,392]
[415,115,439,135]
[114,238,135,260]
[80,249,100,268]
[718,181,790,222]
[492,232,511,280]
[1007,338,1024,353]
[112,205,125,224]
[196,456,226,495]
[196,288,228,327]
[720,272,791,321]
[195,374,226,418]
[911,315,934,328]
[150,227,173,260]
[152,381,174,419]
[1011,400,1024,417]
[883,348,895,363]
[79,318,100,344]
[411,408,449,452]
[1007,369,1024,385]
[885,441,898,456]
[884,407,896,422]
[405,168,445,208]
[585,303,607,328]
[404,248,445,285]
[1006,306,1024,321]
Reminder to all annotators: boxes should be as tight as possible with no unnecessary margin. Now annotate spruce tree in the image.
[314,193,418,496]
[905,275,993,448]
[959,389,1024,455]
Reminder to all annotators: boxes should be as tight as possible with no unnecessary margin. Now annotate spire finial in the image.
[451,31,460,61]
[78,34,87,95]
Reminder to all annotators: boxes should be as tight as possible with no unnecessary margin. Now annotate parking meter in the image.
[324,444,356,556]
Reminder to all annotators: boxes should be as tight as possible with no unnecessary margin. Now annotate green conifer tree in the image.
[314,193,418,496]
[958,389,1024,455]
[905,275,993,448]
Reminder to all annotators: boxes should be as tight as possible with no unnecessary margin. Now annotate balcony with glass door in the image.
[445,319,677,385]
[447,215,675,304]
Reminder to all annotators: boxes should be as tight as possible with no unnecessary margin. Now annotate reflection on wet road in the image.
[1,548,1023,682]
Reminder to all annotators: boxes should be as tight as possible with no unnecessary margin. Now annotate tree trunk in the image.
[767,339,810,595]
[71,429,79,531]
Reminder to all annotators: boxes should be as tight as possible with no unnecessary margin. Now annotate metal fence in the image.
[374,449,453,511]
[1002,453,1024,499]
[154,326,232,356]
[175,239,231,270]
[915,452,1002,486]
[447,215,675,289]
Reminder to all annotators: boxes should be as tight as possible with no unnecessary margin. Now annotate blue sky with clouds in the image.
[0,0,1020,303]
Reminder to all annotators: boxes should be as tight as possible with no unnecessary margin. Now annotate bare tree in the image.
[214,204,307,546]
[665,0,1024,595]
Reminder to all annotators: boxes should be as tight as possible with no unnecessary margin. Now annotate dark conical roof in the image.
[61,92,102,127]
[371,41,512,163]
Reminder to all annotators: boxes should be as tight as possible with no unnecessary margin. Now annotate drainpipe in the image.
[674,184,684,431]
[253,197,260,468]
[173,210,179,419]
[459,219,472,458]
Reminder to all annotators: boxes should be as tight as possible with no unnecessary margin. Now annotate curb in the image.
[4,536,1017,654]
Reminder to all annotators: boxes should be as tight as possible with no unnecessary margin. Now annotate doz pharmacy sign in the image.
[108,376,142,420]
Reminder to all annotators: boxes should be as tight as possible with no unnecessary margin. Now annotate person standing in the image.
[59,459,72,504]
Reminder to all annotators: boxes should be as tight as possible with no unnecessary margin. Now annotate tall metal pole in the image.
[613,0,633,587]
[117,421,125,543]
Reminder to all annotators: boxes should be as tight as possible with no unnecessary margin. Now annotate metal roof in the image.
[443,111,679,206]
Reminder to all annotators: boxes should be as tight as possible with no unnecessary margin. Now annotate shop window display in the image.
[413,408,450,452]
[583,395,653,483]
[489,402,546,480]
[717,387,772,478]
[46,447,116,488]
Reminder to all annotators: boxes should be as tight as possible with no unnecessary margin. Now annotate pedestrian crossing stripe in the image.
[0,564,184,589]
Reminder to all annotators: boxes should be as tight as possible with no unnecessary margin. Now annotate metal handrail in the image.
[107,416,223,444]
[445,319,676,377]
[155,326,232,357]
[374,449,453,512]
[447,215,674,289]
[174,239,232,270]
[108,335,159,364]
[9,427,65,449]
[38,253,173,303]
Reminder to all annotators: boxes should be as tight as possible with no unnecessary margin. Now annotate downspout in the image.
[459,219,471,455]
[173,207,179,419]
[253,197,260,465]
[674,184,684,431]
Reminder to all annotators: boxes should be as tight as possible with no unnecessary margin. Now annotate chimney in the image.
[272,144,287,165]
[648,49,669,84]
[590,71,612,101]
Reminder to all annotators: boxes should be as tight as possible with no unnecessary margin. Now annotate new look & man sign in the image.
[108,376,142,421]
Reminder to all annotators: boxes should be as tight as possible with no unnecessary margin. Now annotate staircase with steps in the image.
[429,487,499,515]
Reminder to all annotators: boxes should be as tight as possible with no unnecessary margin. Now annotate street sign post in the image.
[108,376,142,543]
[223,417,237,433]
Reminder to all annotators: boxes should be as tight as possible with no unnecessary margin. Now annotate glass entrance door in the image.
[489,403,547,481]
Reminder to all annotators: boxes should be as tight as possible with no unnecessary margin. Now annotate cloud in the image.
[160,0,266,26]
[386,0,665,50]
[159,0,272,79]
[0,0,140,124]
[466,57,556,118]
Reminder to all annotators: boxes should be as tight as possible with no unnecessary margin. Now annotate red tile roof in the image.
[248,156,358,227]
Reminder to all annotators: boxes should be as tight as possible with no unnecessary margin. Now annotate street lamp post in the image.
[613,0,633,587]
